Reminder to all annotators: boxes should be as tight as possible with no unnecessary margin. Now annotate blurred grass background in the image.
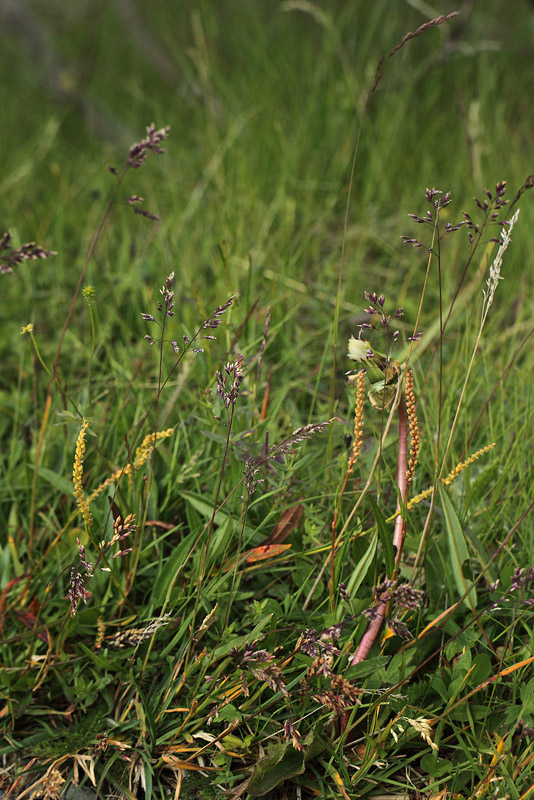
[2,0,533,337]
[2,0,534,536]
[1,4,534,794]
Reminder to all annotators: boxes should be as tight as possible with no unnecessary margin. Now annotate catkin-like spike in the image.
[406,485,434,510]
[88,428,174,502]
[442,442,496,486]
[134,428,174,469]
[406,442,496,510]
[405,370,420,486]
[73,418,93,529]
[348,371,366,472]
[88,465,132,502]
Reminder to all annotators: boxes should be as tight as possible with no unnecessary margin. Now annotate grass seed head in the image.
[73,418,92,529]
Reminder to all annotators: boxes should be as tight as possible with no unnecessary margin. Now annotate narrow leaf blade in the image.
[369,495,395,578]
[438,483,477,608]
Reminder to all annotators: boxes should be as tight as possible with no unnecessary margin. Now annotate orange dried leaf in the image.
[245,544,292,563]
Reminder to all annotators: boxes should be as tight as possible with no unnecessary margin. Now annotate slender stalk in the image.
[186,406,235,656]
[330,370,365,611]
[133,284,169,595]
[328,53,387,464]
[392,395,408,567]
[85,292,96,411]
[351,392,408,665]
[303,380,400,611]
[183,355,244,672]
[440,209,520,477]
[29,168,128,550]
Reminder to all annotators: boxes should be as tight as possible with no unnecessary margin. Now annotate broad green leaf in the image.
[248,729,324,797]
[346,532,377,597]
[369,495,395,578]
[385,649,413,684]
[348,655,390,679]
[36,466,73,495]
[248,740,305,796]
[420,753,453,778]
[468,653,492,686]
[520,677,534,710]
[151,528,197,605]
[438,483,477,609]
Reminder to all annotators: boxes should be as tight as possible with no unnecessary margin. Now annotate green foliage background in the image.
[1,2,534,797]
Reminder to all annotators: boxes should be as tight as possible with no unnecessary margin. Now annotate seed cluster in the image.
[73,418,93,529]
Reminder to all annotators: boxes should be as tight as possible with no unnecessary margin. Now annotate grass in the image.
[2,2,534,798]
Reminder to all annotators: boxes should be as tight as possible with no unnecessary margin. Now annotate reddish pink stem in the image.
[392,394,408,566]
[351,394,408,665]
[351,593,388,664]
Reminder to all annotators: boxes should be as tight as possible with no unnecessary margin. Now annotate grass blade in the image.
[438,483,477,609]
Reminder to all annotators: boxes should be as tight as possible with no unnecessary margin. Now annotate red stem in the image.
[351,393,408,665]
[351,592,388,665]
[330,466,352,611]
[392,394,408,567]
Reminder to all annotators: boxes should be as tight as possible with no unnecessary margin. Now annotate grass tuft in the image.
[2,4,534,798]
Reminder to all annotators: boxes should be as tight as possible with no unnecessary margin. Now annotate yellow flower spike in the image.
[134,428,174,469]
[348,370,366,472]
[88,428,174,502]
[405,370,420,486]
[442,443,496,486]
[406,443,496,511]
[73,418,93,529]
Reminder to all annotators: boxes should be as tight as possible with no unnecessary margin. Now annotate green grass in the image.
[2,2,534,798]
